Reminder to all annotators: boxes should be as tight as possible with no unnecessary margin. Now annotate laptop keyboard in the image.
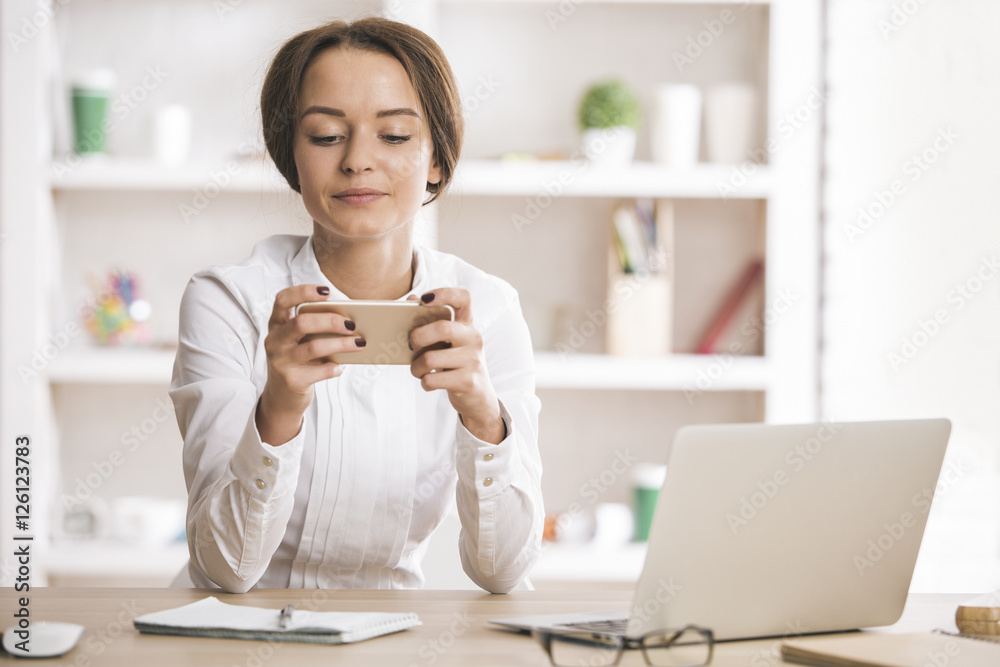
[556,618,629,634]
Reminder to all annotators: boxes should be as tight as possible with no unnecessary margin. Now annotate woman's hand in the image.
[256,284,366,446]
[408,289,505,444]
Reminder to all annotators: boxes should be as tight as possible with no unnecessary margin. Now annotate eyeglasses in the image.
[532,624,714,667]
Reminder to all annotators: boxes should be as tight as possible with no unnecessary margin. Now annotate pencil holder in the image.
[605,200,673,356]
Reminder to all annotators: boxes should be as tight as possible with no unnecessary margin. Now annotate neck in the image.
[311,222,415,300]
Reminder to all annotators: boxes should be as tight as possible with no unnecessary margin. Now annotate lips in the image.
[334,187,386,206]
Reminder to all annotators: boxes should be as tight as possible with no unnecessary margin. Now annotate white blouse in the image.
[169,234,543,593]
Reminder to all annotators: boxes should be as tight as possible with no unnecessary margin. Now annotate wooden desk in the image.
[1,588,968,666]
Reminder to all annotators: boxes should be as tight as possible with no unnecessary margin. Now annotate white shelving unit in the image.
[0,0,821,587]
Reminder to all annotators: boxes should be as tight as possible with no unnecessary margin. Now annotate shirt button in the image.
[483,477,493,487]
[263,457,273,467]
[256,479,266,490]
[484,453,494,462]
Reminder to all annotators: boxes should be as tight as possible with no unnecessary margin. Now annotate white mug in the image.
[152,104,192,165]
[704,82,758,164]
[650,84,702,168]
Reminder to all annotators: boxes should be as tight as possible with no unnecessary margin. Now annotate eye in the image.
[310,136,340,145]
[384,135,412,145]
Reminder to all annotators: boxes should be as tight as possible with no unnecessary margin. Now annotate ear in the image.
[427,152,442,186]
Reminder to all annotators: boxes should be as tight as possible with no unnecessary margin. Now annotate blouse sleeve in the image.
[453,284,544,593]
[169,271,305,593]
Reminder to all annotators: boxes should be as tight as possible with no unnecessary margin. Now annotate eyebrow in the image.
[300,106,421,121]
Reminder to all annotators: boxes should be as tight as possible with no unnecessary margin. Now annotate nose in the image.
[340,135,375,174]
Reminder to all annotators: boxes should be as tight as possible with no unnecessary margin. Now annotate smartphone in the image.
[293,300,455,365]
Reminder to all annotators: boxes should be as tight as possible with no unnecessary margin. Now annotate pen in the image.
[279,604,294,629]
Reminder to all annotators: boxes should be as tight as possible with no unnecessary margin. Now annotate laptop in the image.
[491,418,952,641]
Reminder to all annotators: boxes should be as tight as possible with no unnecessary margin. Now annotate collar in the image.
[290,235,429,301]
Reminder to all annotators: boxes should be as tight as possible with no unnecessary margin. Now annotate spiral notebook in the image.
[781,630,1000,667]
[133,597,420,645]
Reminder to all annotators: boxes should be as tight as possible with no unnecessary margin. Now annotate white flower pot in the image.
[581,126,637,167]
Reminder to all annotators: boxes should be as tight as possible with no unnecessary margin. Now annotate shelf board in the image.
[50,156,288,192]
[450,158,770,199]
[443,0,769,5]
[44,539,188,578]
[46,347,768,391]
[49,156,769,199]
[46,346,177,384]
[531,541,648,582]
[534,351,769,391]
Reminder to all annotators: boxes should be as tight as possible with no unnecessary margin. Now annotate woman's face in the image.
[294,47,441,241]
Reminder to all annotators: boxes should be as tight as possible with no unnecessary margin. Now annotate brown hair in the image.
[260,17,463,205]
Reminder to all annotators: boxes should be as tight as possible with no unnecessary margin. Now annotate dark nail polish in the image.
[355,338,366,348]
[317,286,330,296]
[421,292,435,303]
[345,320,356,331]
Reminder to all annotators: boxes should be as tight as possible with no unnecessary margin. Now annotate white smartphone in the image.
[293,300,455,365]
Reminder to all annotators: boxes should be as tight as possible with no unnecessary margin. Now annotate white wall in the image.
[824,0,1000,592]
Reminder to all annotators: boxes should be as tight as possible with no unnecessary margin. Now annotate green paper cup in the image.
[72,69,116,155]
[631,463,667,542]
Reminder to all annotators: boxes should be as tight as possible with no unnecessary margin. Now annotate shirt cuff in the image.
[456,400,520,498]
[229,402,305,503]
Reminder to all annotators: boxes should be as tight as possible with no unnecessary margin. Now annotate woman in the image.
[169,17,543,593]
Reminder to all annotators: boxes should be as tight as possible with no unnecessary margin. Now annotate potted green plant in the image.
[577,79,641,166]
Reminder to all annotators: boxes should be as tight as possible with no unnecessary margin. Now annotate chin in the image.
[318,219,407,241]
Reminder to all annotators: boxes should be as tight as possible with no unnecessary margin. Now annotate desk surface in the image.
[1,588,969,666]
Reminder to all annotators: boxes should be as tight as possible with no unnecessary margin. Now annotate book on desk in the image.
[781,630,1000,667]
[133,596,420,645]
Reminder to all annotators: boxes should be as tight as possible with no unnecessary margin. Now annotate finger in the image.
[411,345,478,380]
[417,365,481,394]
[280,312,356,344]
[296,360,348,384]
[410,319,479,354]
[290,333,368,366]
[269,284,330,327]
[418,287,471,323]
